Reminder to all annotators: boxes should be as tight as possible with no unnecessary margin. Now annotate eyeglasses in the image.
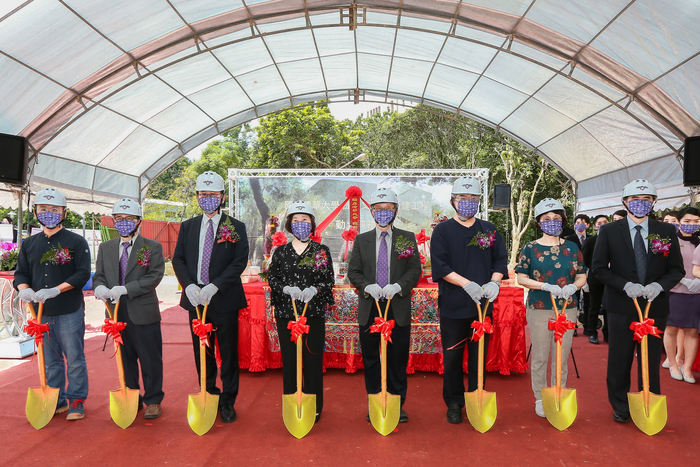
[36,207,62,214]
[371,206,397,212]
[453,195,480,201]
[540,216,563,222]
[114,215,139,222]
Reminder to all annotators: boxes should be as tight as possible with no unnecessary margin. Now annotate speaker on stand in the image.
[683,136,700,187]
[492,183,511,210]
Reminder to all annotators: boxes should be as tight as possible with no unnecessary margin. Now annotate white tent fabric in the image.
[1,0,699,213]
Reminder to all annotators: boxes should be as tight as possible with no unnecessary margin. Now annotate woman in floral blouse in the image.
[268,201,335,422]
[515,198,587,418]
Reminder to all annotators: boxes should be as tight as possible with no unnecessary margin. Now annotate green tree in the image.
[146,158,192,200]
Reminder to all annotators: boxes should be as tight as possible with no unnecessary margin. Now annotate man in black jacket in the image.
[566,214,590,335]
[581,214,609,344]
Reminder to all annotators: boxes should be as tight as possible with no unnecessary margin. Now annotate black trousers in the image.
[359,301,411,406]
[606,311,667,414]
[586,283,608,338]
[188,308,239,405]
[574,290,591,327]
[276,316,325,414]
[119,300,164,406]
[440,315,490,407]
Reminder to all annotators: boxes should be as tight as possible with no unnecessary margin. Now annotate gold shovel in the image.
[628,299,667,436]
[541,295,577,430]
[465,300,497,433]
[25,303,59,430]
[187,303,220,436]
[282,300,316,439]
[368,298,401,436]
[104,301,139,429]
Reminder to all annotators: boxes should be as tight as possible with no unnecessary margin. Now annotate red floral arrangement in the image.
[468,230,497,250]
[216,217,240,245]
[648,234,671,256]
[40,244,71,265]
[272,231,288,247]
[136,245,150,268]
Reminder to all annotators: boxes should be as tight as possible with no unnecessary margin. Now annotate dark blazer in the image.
[92,235,165,325]
[172,213,249,314]
[565,232,586,251]
[592,218,684,318]
[347,227,421,327]
[581,235,602,286]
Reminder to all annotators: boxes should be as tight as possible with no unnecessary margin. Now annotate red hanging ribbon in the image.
[314,186,371,236]
[341,227,358,261]
[630,318,663,343]
[415,228,430,246]
[288,315,310,342]
[272,231,288,247]
[24,319,49,345]
[369,316,395,343]
[101,318,126,346]
[192,319,214,347]
[547,313,576,343]
[471,316,494,341]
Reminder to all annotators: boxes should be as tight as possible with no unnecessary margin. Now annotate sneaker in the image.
[535,400,545,418]
[66,399,85,420]
[54,403,68,416]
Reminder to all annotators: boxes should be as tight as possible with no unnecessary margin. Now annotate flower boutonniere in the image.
[40,243,71,265]
[216,217,240,245]
[468,230,497,250]
[394,235,415,259]
[298,248,330,270]
[647,234,671,256]
[136,244,151,267]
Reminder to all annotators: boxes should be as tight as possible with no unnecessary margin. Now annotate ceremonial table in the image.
[237,281,529,375]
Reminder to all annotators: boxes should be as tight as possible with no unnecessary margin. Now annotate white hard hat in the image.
[196,171,225,192]
[369,187,398,205]
[534,198,566,219]
[112,198,142,217]
[34,188,67,207]
[621,179,657,200]
[451,176,482,196]
[286,201,315,219]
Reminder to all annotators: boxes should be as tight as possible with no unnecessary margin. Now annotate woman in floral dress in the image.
[268,201,335,421]
[515,198,587,418]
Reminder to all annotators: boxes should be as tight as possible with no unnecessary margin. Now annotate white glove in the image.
[109,285,128,303]
[541,283,562,298]
[18,288,36,303]
[642,282,663,301]
[200,283,219,305]
[482,281,500,301]
[582,282,590,293]
[300,286,318,303]
[94,285,110,302]
[686,278,700,293]
[185,284,202,307]
[382,283,402,300]
[462,281,484,304]
[364,284,384,301]
[623,282,645,299]
[283,286,303,301]
[35,287,60,303]
[560,284,579,300]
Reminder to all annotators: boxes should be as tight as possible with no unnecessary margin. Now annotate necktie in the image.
[201,219,214,285]
[119,241,130,286]
[634,225,646,284]
[377,231,389,288]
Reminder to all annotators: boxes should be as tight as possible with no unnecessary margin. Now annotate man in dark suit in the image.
[592,179,684,423]
[581,214,609,344]
[348,187,421,423]
[93,199,166,419]
[172,171,249,423]
[566,214,590,336]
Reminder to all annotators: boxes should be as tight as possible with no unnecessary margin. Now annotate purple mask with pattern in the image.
[373,209,396,227]
[456,200,479,219]
[540,219,563,236]
[198,195,221,214]
[37,212,62,229]
[574,223,587,233]
[114,219,138,237]
[679,224,700,235]
[627,199,653,218]
[291,221,312,241]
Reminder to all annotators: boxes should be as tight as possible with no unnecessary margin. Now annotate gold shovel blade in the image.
[26,386,59,430]
[541,387,577,431]
[187,392,220,436]
[628,392,667,436]
[465,390,497,433]
[109,387,140,429]
[368,393,401,436]
[282,393,317,439]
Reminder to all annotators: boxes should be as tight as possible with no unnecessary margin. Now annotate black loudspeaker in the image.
[0,133,28,185]
[684,136,700,187]
[492,183,511,210]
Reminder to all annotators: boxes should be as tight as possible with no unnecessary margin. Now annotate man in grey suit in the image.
[348,187,421,423]
[93,199,165,419]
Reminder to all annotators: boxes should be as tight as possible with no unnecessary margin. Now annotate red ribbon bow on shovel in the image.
[630,318,663,343]
[288,315,310,342]
[471,316,494,341]
[369,316,395,343]
[101,318,126,346]
[192,319,214,347]
[24,319,49,345]
[548,313,576,343]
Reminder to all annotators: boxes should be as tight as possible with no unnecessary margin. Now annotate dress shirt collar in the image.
[201,212,222,232]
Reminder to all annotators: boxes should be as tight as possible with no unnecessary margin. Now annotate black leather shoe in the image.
[573,329,578,337]
[589,335,600,345]
[446,405,463,424]
[366,413,370,422]
[399,409,408,423]
[315,413,321,423]
[613,411,630,423]
[220,403,236,423]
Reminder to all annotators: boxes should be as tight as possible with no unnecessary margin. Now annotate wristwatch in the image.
[490,279,501,287]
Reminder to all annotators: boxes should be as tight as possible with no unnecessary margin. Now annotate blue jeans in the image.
[42,307,88,405]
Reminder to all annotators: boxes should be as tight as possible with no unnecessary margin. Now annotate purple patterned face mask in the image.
[540,219,563,236]
[36,211,62,229]
[114,219,137,237]
[198,195,221,214]
[291,221,312,241]
[627,199,653,218]
[372,209,396,227]
[679,223,700,235]
[456,200,479,219]
[574,223,587,233]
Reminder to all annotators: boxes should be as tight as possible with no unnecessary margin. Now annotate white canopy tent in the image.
[1,0,698,214]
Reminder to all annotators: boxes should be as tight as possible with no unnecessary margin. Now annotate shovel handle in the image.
[632,298,652,406]
[27,303,49,390]
[475,300,491,393]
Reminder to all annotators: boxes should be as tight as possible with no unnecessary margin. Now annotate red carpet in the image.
[1,306,698,467]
